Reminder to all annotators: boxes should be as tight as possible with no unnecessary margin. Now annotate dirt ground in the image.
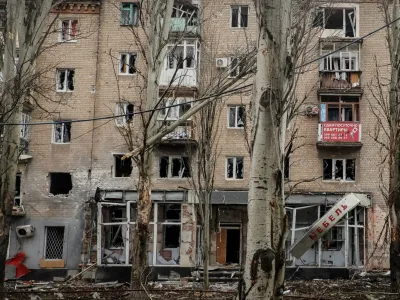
[2,277,399,299]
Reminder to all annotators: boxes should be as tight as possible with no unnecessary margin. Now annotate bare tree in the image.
[0,0,58,297]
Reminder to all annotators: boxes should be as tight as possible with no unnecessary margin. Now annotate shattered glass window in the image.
[53,122,71,143]
[119,53,137,74]
[227,157,244,179]
[56,69,74,92]
[228,106,245,128]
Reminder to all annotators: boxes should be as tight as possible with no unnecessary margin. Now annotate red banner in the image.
[320,122,360,142]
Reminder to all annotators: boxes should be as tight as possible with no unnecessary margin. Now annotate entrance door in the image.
[216,227,241,264]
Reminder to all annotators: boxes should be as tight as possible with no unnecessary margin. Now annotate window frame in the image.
[20,112,30,141]
[119,53,137,75]
[113,154,133,178]
[159,156,191,179]
[226,156,244,180]
[115,102,134,126]
[227,105,245,128]
[314,6,358,38]
[59,19,78,43]
[320,95,360,122]
[230,5,249,28]
[56,69,75,92]
[120,2,140,26]
[157,98,192,121]
[52,121,71,144]
[320,43,360,72]
[166,40,197,71]
[322,158,355,182]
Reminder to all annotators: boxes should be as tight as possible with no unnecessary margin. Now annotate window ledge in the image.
[322,180,355,183]
[52,142,71,145]
[58,40,78,44]
[225,178,244,181]
[118,73,137,76]
[56,91,74,93]
[227,127,244,130]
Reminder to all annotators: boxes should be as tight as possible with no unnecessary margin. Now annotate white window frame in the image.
[119,53,137,75]
[52,122,71,144]
[166,40,197,70]
[20,112,30,141]
[316,5,359,38]
[159,156,191,179]
[59,19,78,42]
[230,5,249,28]
[228,105,245,128]
[115,103,134,126]
[320,43,360,72]
[158,98,192,121]
[226,156,244,180]
[56,69,75,92]
[323,158,355,182]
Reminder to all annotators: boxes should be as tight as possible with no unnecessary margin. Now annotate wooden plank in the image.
[216,228,227,264]
[40,259,65,268]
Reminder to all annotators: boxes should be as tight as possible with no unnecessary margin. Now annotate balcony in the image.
[319,71,361,90]
[170,3,198,35]
[159,121,195,143]
[317,122,362,148]
[160,40,198,88]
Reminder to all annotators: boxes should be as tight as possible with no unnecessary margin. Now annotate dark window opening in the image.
[126,104,134,121]
[323,159,355,181]
[163,225,180,248]
[325,8,343,30]
[15,173,21,206]
[50,173,72,195]
[323,159,333,180]
[165,204,181,221]
[115,155,132,177]
[159,156,169,178]
[284,155,290,180]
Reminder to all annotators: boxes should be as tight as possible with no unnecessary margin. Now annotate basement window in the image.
[323,158,355,181]
[53,122,71,143]
[226,157,244,179]
[56,69,74,92]
[114,155,133,177]
[50,173,72,195]
[119,53,137,75]
[44,226,65,259]
[60,20,78,42]
[159,156,191,178]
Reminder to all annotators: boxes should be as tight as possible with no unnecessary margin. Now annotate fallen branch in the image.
[65,263,97,283]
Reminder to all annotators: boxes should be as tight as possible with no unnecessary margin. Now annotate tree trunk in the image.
[242,1,290,299]
[202,192,211,289]
[131,172,152,292]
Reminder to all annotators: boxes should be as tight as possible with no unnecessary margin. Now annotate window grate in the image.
[45,227,65,259]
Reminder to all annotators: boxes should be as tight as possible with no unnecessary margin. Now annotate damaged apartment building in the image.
[4,0,389,281]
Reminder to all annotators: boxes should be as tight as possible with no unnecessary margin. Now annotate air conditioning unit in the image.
[16,225,35,238]
[305,105,319,115]
[216,58,228,68]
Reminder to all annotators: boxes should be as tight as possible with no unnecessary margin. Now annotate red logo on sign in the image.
[321,122,360,142]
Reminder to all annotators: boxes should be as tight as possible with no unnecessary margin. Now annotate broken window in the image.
[320,43,360,72]
[284,155,290,180]
[114,155,133,177]
[56,69,74,92]
[323,159,355,181]
[229,57,247,78]
[120,3,139,26]
[171,4,198,27]
[45,227,65,260]
[158,98,192,120]
[157,204,181,265]
[322,226,344,251]
[14,173,21,207]
[231,6,248,28]
[119,53,137,75]
[115,103,134,126]
[226,157,244,179]
[321,95,359,122]
[166,40,196,70]
[313,7,356,37]
[228,106,245,128]
[49,172,72,195]
[53,121,71,143]
[20,112,30,141]
[159,156,191,178]
[60,20,78,42]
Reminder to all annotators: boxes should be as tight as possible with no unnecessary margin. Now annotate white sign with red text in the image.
[289,193,362,259]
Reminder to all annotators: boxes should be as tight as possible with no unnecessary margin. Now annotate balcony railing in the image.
[160,68,197,87]
[159,121,193,141]
[319,72,361,89]
[318,122,361,143]
[170,18,198,34]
